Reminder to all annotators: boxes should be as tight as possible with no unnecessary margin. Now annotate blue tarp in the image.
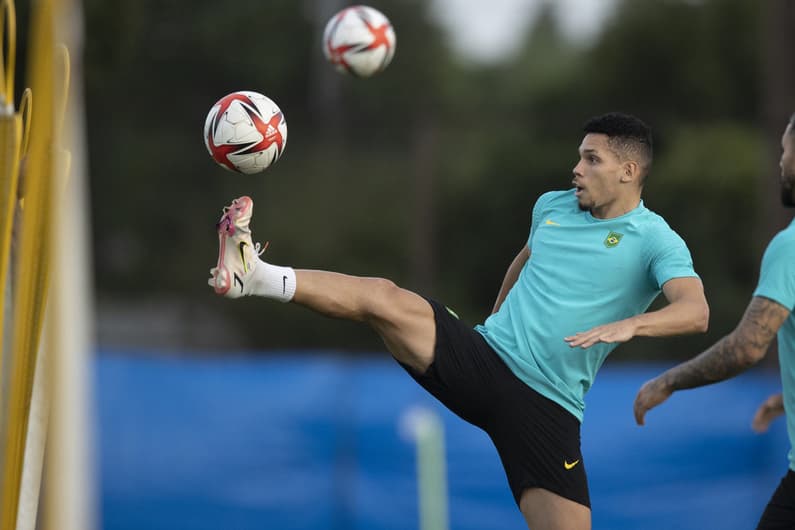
[97,352,788,529]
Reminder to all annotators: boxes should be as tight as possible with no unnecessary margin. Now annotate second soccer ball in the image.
[323,5,396,78]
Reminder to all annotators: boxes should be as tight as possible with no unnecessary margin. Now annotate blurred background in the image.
[11,0,795,528]
[81,0,791,358]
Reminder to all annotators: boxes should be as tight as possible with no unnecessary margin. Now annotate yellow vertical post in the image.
[0,0,56,526]
[0,0,22,386]
[0,111,21,371]
[0,0,16,103]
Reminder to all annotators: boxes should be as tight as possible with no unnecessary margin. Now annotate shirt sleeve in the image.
[529,191,556,243]
[753,232,795,310]
[647,227,699,290]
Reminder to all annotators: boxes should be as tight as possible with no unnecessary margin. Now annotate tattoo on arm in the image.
[664,297,791,391]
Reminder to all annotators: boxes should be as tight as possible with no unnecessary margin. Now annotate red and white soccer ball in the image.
[323,5,396,77]
[203,90,287,174]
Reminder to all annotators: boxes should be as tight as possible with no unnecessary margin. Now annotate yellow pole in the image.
[0,0,16,106]
[0,109,21,377]
[0,0,56,526]
[0,0,21,382]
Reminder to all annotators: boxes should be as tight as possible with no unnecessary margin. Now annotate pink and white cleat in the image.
[208,196,267,298]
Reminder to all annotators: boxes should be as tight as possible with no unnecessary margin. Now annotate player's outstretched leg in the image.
[208,196,436,373]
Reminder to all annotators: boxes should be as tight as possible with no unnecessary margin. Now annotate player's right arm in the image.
[491,245,530,314]
[752,393,785,433]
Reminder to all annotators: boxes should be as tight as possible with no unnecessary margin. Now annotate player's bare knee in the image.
[359,277,403,321]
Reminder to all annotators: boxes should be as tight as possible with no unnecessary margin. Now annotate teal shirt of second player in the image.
[752,218,795,471]
[476,189,698,421]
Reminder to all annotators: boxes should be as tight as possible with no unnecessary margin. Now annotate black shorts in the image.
[756,470,795,530]
[399,298,590,508]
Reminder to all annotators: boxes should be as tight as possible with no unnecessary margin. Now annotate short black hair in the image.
[583,112,654,181]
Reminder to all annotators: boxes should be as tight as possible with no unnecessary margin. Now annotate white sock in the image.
[247,259,296,302]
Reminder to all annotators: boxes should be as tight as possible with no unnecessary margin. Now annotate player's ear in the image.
[620,161,639,183]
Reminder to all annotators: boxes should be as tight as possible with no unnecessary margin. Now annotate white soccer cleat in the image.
[208,196,267,298]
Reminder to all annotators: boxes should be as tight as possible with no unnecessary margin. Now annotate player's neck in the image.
[590,194,642,219]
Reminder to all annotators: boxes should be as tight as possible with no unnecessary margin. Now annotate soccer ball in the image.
[203,90,287,174]
[323,5,396,77]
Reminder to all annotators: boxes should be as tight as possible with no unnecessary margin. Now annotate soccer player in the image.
[209,113,709,530]
[634,113,795,530]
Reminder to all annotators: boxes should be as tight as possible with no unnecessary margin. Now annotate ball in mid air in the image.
[203,90,287,175]
[323,5,396,78]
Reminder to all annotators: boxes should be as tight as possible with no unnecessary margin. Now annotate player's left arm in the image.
[634,296,791,425]
[565,276,708,348]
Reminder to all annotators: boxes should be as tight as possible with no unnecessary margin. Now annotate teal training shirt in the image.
[475,189,698,421]
[752,218,795,471]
